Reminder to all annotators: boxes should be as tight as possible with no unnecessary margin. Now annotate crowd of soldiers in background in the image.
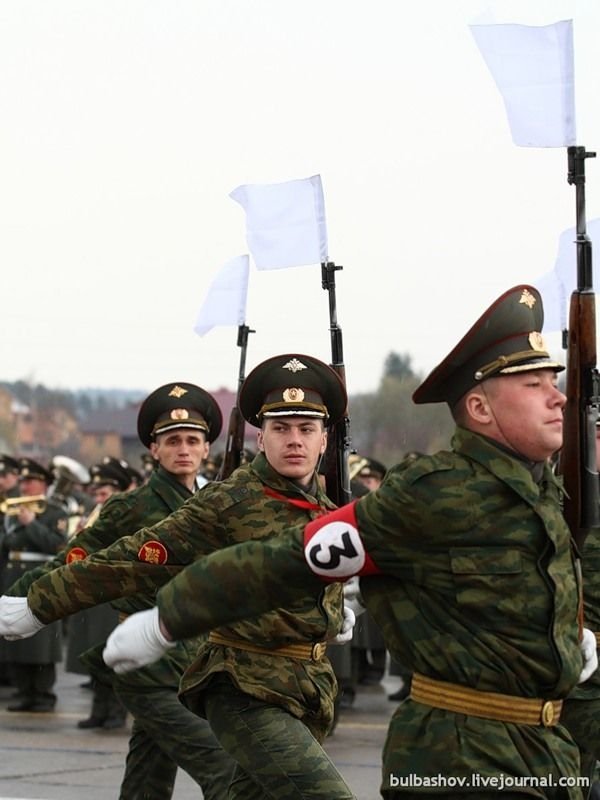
[0,447,403,732]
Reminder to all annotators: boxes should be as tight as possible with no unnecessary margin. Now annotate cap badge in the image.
[170,409,189,420]
[168,385,188,398]
[519,289,536,309]
[283,388,305,403]
[529,332,546,352]
[282,358,307,373]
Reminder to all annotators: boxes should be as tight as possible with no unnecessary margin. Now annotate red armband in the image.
[303,501,380,581]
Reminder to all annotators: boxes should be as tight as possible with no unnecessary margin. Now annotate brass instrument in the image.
[348,455,369,481]
[0,495,47,516]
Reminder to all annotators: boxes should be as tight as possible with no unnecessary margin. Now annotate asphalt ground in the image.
[0,663,398,799]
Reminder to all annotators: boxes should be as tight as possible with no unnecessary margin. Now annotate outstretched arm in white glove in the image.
[578,627,598,684]
[103,607,176,674]
[0,595,45,640]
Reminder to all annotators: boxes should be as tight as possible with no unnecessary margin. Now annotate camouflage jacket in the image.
[12,467,200,688]
[146,429,583,797]
[28,454,343,736]
[568,525,600,700]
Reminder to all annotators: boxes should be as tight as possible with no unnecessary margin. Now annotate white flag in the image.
[534,218,600,332]
[193,255,249,337]
[229,175,328,269]
[470,19,576,147]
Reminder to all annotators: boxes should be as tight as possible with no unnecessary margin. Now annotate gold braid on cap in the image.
[474,349,550,381]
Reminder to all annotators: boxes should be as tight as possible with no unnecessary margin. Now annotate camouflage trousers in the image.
[561,697,600,797]
[114,681,235,800]
[202,674,356,800]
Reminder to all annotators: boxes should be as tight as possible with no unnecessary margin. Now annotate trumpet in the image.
[0,495,47,516]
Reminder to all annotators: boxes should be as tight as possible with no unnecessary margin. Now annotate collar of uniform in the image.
[451,426,561,507]
[250,451,335,510]
[152,466,195,503]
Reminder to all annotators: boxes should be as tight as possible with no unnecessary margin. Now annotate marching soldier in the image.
[66,285,594,800]
[2,384,234,800]
[2,355,357,799]
[0,458,68,711]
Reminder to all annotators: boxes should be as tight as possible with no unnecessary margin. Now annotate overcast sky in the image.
[1,0,599,398]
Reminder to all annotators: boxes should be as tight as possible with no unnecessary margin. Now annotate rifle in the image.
[217,324,255,481]
[558,146,600,550]
[321,261,352,506]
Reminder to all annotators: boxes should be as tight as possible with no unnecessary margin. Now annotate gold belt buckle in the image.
[541,700,555,727]
[311,642,326,661]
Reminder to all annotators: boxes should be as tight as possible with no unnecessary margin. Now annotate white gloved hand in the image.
[343,576,367,618]
[0,595,45,640]
[330,606,356,645]
[578,627,598,684]
[103,607,176,674]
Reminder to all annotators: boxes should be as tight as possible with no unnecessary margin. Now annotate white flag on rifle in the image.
[229,175,328,269]
[193,255,249,337]
[470,19,576,147]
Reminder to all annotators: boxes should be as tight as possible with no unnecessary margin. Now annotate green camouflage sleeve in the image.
[157,526,321,640]
[28,487,227,624]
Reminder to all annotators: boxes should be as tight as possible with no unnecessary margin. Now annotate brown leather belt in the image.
[208,631,327,662]
[410,672,563,727]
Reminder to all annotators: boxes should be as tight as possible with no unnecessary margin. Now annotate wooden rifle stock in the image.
[217,324,254,481]
[321,262,352,506]
[557,146,600,550]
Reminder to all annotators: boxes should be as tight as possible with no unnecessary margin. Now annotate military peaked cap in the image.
[0,454,19,475]
[239,354,347,428]
[137,383,223,447]
[18,458,53,484]
[90,459,131,492]
[413,285,564,406]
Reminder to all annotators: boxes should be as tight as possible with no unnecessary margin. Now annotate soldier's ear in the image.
[257,431,265,452]
[464,389,493,426]
[319,429,327,454]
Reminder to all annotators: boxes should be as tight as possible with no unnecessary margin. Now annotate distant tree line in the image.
[349,351,454,470]
[1,381,146,419]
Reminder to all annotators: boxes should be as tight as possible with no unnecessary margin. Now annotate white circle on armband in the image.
[304,521,365,578]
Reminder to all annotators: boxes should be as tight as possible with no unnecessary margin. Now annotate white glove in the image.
[330,606,356,645]
[343,576,367,618]
[103,607,176,674]
[578,627,598,684]
[0,595,45,640]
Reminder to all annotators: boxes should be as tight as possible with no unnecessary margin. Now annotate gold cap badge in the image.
[282,388,305,403]
[519,289,536,309]
[528,332,546,352]
[170,409,189,420]
[168,385,188,398]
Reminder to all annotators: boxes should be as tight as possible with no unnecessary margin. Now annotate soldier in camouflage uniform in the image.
[3,383,234,800]
[84,286,595,800]
[0,355,357,800]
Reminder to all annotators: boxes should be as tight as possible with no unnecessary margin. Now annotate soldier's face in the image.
[257,417,327,485]
[150,430,209,482]
[480,370,566,461]
[92,485,117,505]
[19,477,47,497]
[0,473,17,492]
